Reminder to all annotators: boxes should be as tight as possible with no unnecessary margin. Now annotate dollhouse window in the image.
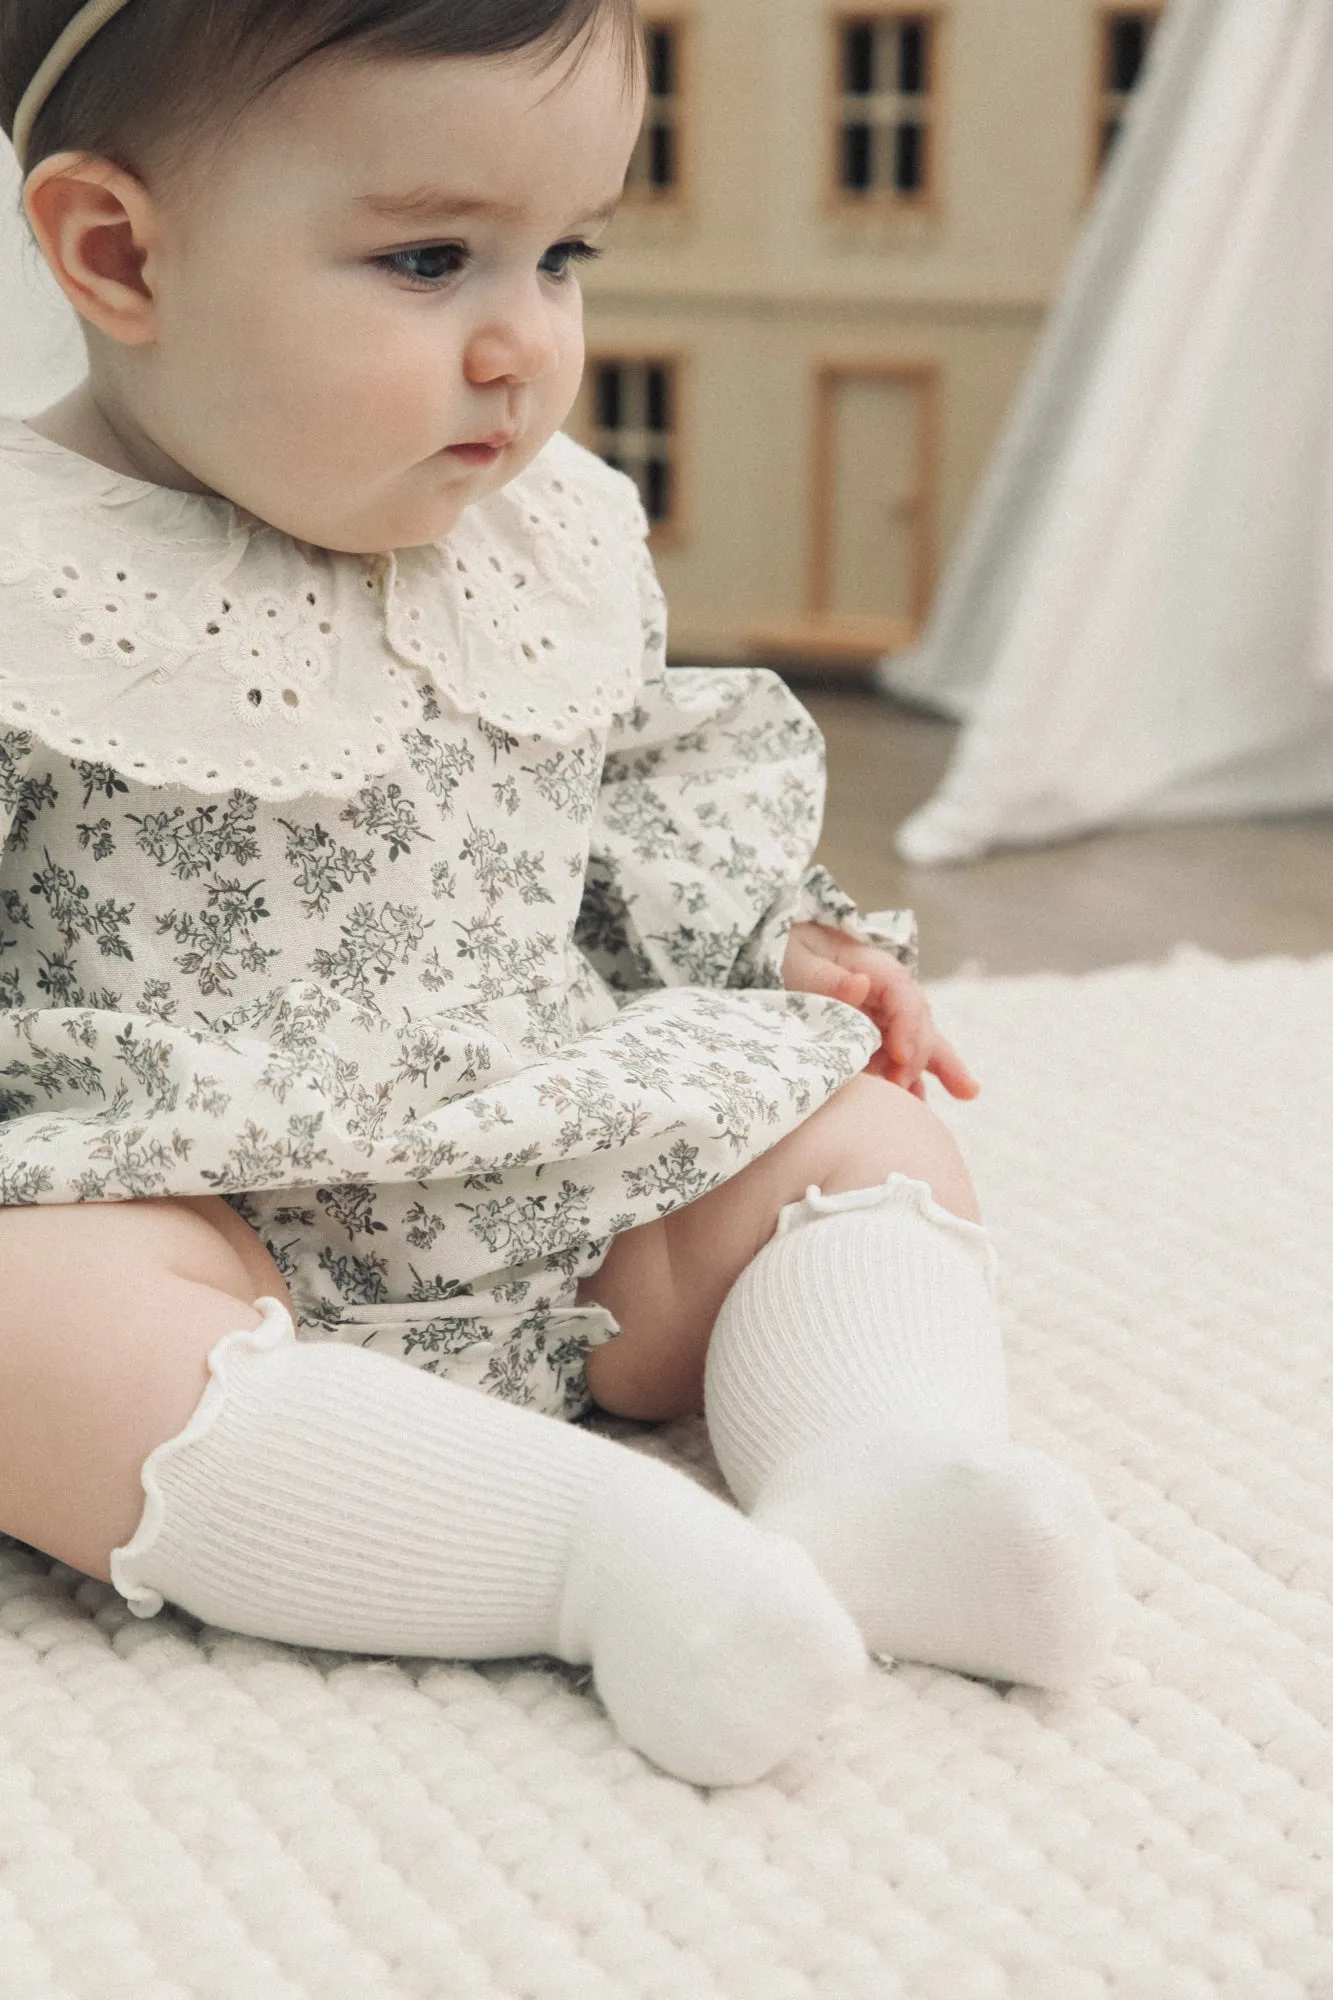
[1097,9,1162,172]
[835,13,934,199]
[591,360,678,525]
[624,21,682,197]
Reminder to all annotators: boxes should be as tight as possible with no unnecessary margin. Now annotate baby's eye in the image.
[540,240,604,281]
[378,243,468,289]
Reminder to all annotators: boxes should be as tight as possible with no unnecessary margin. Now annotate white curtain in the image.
[881,0,1333,865]
[0,145,86,418]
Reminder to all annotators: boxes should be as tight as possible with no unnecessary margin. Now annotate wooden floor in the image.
[803,683,1333,979]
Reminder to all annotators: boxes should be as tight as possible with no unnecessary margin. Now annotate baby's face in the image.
[132,30,642,553]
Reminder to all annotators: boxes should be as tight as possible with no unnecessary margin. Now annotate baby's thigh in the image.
[179,1196,294,1311]
[0,1199,288,1580]
[1,1196,292,1326]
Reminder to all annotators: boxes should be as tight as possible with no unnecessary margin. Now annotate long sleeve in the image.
[576,547,917,998]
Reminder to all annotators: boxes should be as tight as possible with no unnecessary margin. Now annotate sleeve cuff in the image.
[729,864,919,989]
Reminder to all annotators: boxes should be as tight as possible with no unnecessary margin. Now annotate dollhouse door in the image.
[810,361,937,654]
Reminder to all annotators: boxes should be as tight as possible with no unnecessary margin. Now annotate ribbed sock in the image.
[704,1176,1118,1689]
[110,1299,866,1786]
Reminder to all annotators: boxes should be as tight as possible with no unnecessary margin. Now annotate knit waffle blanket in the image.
[3,950,1330,1999]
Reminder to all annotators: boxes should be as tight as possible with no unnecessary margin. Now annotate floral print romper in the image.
[0,416,915,1419]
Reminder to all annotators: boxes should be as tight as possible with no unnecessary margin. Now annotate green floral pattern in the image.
[0,434,913,1417]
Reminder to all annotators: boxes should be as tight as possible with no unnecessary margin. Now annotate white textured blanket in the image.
[3,951,1331,1999]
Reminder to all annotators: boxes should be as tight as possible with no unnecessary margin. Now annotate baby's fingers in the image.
[928,1034,980,1100]
[788,949,865,1005]
[873,984,929,1079]
[835,969,871,1008]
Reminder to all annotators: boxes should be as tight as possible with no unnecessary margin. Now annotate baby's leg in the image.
[0,1197,290,1580]
[0,1198,862,1786]
[582,1070,973,1420]
[582,1073,1118,1688]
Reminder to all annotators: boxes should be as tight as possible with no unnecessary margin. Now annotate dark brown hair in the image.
[1,0,642,184]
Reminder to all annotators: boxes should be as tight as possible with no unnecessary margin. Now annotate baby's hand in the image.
[781,921,979,1101]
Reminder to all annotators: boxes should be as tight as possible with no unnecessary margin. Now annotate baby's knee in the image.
[815,1072,980,1222]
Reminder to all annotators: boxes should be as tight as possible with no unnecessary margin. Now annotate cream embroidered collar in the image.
[0,417,647,799]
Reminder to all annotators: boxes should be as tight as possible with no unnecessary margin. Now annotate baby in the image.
[0,0,1117,1787]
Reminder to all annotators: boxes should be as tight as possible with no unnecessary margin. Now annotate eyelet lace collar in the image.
[381,433,645,743]
[0,419,647,798]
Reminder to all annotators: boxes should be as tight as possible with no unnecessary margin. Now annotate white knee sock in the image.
[704,1176,1118,1689]
[110,1299,865,1788]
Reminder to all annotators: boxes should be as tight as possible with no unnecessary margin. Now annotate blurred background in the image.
[573,0,1333,976]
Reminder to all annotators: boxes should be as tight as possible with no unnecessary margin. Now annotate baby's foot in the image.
[560,1454,867,1786]
[754,1427,1118,1689]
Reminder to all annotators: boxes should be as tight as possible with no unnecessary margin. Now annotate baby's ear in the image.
[23,154,159,345]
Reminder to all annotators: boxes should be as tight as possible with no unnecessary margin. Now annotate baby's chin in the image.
[309,453,547,555]
[258,487,478,558]
[391,489,484,551]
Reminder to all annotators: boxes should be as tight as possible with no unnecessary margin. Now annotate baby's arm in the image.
[577,569,917,1006]
[574,596,970,1103]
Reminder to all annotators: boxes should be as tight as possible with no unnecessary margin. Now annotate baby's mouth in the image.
[446,431,516,467]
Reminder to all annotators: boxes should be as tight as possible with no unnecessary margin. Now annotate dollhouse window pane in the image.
[650,124,676,188]
[648,25,675,96]
[1097,11,1159,178]
[646,366,671,433]
[1108,15,1149,92]
[898,21,927,94]
[845,25,876,94]
[588,359,680,527]
[645,458,671,521]
[596,366,623,432]
[626,21,680,194]
[843,124,874,190]
[894,122,923,192]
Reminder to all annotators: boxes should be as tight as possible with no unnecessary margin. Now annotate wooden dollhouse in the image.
[569,2,1167,664]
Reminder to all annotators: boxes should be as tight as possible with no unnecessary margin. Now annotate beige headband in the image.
[11,0,135,173]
